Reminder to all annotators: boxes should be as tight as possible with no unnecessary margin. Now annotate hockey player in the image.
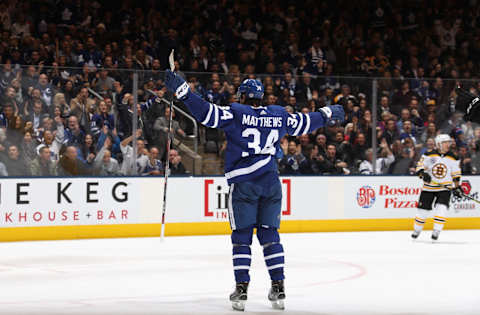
[164,70,344,311]
[413,134,463,241]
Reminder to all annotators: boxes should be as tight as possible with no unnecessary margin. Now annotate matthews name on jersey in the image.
[415,149,461,192]
[178,89,336,184]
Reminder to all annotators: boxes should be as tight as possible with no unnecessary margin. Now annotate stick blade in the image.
[169,49,175,72]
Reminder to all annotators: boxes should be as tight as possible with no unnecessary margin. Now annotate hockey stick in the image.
[430,180,480,204]
[160,49,175,241]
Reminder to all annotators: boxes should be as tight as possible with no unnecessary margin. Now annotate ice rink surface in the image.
[1,230,480,315]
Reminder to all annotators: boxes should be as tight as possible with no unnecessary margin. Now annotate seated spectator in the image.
[351,132,369,162]
[0,103,15,128]
[169,149,187,175]
[30,146,57,176]
[301,144,322,174]
[458,145,473,175]
[0,160,7,176]
[279,140,307,174]
[57,145,91,176]
[317,144,349,175]
[358,139,395,174]
[4,144,30,176]
[21,131,37,165]
[389,143,416,175]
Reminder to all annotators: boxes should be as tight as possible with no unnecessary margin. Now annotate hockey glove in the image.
[452,186,463,198]
[164,69,189,100]
[319,105,345,124]
[416,169,431,183]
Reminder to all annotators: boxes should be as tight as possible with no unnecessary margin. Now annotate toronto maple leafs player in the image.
[164,70,344,311]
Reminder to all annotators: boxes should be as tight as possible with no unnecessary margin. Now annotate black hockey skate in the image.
[230,282,248,311]
[411,231,420,239]
[431,230,440,241]
[268,280,285,310]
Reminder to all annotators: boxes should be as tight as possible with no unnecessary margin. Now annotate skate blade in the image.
[271,299,285,310]
[232,300,245,311]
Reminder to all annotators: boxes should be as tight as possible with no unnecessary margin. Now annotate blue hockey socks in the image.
[231,227,253,283]
[257,226,285,281]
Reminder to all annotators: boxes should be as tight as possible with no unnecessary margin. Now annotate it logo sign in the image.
[357,185,376,208]
[204,179,292,219]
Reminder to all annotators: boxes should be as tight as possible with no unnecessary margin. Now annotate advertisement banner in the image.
[1,176,479,241]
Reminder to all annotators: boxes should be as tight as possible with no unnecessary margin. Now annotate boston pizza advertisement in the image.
[346,176,480,218]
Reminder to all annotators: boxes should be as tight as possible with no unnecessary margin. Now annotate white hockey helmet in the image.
[435,134,452,148]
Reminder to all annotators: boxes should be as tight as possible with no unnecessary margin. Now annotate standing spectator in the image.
[358,139,395,174]
[94,137,120,176]
[119,129,148,175]
[142,147,163,176]
[70,87,90,131]
[24,100,44,132]
[92,68,115,96]
[37,74,55,107]
[152,107,186,158]
[399,120,418,145]
[91,100,115,136]
[30,146,57,176]
[78,133,96,165]
[65,115,85,147]
[36,116,65,161]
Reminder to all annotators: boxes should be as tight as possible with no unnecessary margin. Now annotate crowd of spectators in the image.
[0,0,480,176]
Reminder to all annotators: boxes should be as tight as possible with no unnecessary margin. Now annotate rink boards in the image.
[1,176,480,241]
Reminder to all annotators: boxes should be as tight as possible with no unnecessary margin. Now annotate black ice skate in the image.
[230,282,248,311]
[411,231,420,239]
[431,230,440,241]
[268,280,285,310]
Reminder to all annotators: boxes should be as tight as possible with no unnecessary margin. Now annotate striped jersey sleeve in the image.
[182,91,234,129]
[285,112,327,136]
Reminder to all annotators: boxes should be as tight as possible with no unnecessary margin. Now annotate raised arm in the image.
[285,106,344,136]
[164,70,234,129]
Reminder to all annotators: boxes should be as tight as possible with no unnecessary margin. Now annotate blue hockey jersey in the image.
[182,91,331,184]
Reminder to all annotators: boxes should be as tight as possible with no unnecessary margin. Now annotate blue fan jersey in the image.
[182,91,330,184]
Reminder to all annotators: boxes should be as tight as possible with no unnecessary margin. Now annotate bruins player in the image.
[413,134,463,241]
